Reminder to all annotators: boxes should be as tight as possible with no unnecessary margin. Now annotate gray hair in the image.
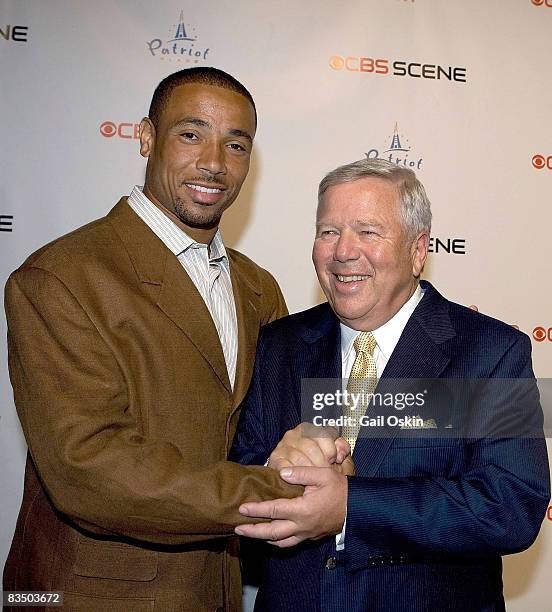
[318,158,432,237]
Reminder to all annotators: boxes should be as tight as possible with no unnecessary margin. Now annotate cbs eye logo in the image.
[532,155,552,170]
[100,122,117,137]
[533,327,552,342]
[531,0,552,6]
[99,121,140,139]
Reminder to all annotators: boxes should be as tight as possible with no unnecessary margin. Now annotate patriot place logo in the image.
[147,10,211,63]
[365,125,466,256]
[365,123,423,170]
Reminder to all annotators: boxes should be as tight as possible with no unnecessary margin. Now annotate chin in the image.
[175,207,224,229]
[333,307,365,324]
[333,296,369,316]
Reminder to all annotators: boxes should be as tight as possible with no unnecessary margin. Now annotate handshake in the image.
[235,424,354,548]
[266,423,355,476]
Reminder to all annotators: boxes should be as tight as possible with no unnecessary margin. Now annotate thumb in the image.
[334,436,351,463]
[280,465,328,486]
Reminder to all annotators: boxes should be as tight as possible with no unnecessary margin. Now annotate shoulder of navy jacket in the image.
[298,303,340,345]
[414,281,456,345]
[259,302,338,344]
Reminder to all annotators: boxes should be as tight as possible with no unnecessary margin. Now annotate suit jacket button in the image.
[325,556,337,570]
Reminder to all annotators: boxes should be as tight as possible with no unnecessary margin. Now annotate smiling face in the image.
[312,177,428,331]
[139,83,256,242]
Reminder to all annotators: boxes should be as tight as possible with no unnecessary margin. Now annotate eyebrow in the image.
[316,220,384,228]
[171,117,253,143]
[228,128,253,143]
[355,220,383,228]
[171,117,210,131]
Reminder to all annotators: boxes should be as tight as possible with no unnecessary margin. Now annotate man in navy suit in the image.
[230,158,550,611]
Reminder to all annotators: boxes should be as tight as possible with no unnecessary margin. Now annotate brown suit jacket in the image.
[3,199,300,611]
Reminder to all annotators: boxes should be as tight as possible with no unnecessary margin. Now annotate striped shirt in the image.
[127,186,238,388]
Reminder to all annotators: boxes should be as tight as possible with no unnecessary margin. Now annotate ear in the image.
[411,232,429,278]
[139,118,155,158]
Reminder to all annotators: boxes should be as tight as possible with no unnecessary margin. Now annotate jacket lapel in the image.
[107,198,230,392]
[352,282,456,476]
[230,252,264,408]
[293,304,342,426]
[156,255,230,392]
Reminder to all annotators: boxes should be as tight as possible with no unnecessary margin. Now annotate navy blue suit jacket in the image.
[230,282,550,612]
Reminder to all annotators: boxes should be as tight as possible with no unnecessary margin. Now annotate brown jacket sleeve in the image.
[5,267,300,546]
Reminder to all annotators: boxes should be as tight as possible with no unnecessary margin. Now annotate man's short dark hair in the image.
[148,67,257,128]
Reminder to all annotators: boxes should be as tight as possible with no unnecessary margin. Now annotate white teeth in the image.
[336,275,370,282]
[186,183,222,194]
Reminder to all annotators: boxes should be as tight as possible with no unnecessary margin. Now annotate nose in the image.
[196,140,226,176]
[334,231,359,263]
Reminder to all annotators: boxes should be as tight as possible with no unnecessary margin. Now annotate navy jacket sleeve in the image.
[230,332,272,466]
[230,322,305,468]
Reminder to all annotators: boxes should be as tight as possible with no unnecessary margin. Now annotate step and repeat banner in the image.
[1,0,551,609]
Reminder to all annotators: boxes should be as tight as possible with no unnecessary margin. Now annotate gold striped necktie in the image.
[343,331,378,452]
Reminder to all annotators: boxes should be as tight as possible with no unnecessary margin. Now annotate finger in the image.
[339,455,356,476]
[334,437,351,464]
[294,437,330,467]
[287,447,317,467]
[309,435,339,464]
[267,457,293,471]
[267,535,303,548]
[279,466,333,487]
[239,498,296,519]
[301,423,339,440]
[235,519,297,541]
[280,426,302,445]
[271,447,315,467]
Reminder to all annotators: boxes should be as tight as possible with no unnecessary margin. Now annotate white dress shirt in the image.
[340,285,425,380]
[127,186,238,388]
[336,284,425,550]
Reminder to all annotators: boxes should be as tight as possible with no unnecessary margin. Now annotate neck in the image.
[344,281,419,332]
[143,187,217,244]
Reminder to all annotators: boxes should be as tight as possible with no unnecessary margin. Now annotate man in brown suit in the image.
[3,68,311,611]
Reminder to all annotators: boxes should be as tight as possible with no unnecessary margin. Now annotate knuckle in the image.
[322,442,338,461]
[301,439,319,457]
[290,449,308,466]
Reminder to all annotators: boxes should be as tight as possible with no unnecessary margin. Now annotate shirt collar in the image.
[340,284,425,362]
[127,186,228,264]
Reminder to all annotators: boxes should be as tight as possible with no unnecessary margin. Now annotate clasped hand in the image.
[235,423,354,548]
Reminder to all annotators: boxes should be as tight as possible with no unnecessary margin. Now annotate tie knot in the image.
[353,331,377,356]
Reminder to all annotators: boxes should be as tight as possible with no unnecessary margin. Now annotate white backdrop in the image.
[1,0,551,609]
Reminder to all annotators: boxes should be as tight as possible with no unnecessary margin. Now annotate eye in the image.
[228,142,248,152]
[319,229,338,237]
[180,132,199,141]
